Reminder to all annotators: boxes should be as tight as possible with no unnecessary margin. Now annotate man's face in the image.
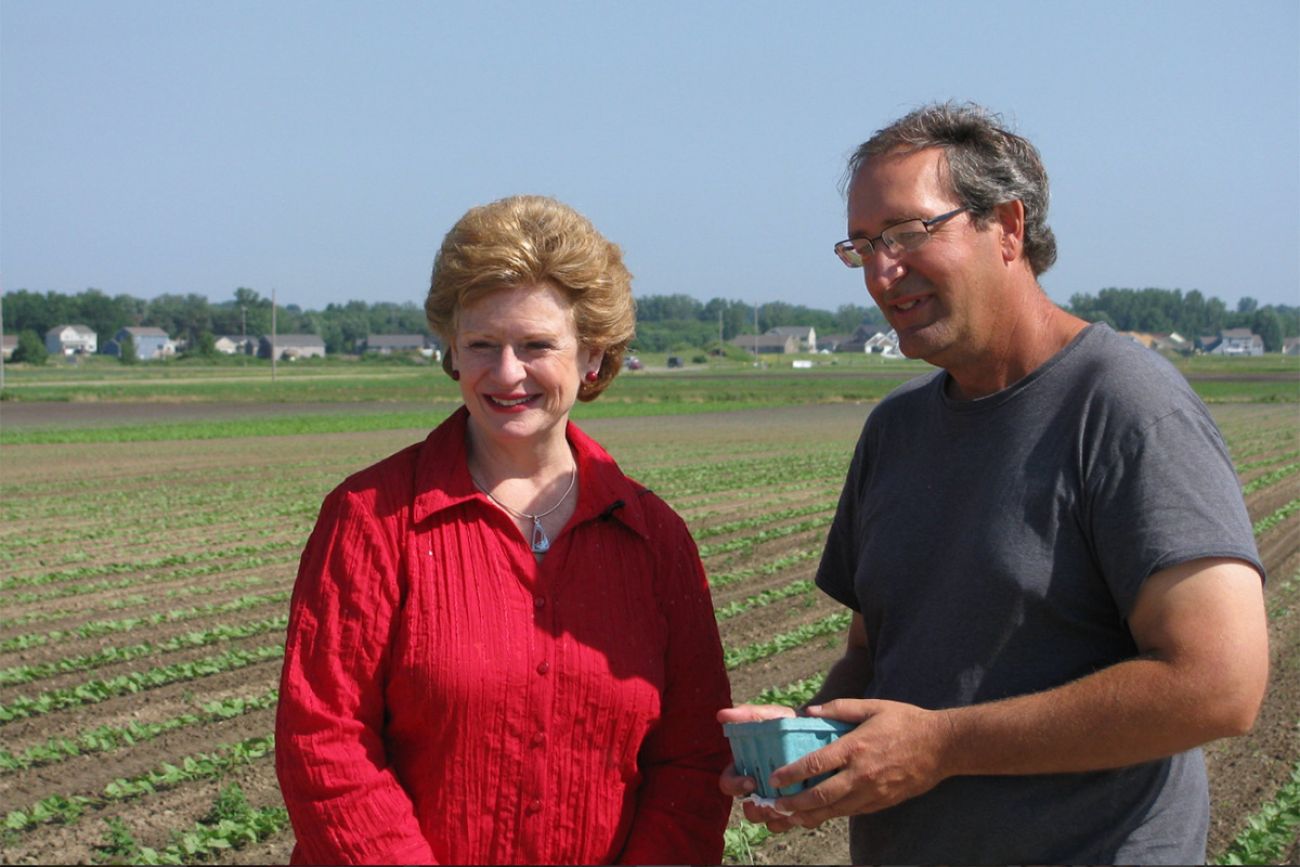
[846,147,1005,371]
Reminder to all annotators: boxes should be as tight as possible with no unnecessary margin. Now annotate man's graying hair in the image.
[846,102,1057,276]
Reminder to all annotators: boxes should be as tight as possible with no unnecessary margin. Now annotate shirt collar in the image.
[411,406,651,541]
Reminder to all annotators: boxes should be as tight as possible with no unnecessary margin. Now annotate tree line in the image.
[3,285,1296,358]
[1067,288,1297,352]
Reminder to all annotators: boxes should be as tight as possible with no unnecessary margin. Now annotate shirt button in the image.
[534,596,546,609]
[536,661,549,675]
[527,799,542,814]
[531,732,546,747]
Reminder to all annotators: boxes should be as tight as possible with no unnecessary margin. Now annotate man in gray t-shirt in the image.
[719,103,1268,864]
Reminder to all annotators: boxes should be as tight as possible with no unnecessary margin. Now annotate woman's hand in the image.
[716,704,801,830]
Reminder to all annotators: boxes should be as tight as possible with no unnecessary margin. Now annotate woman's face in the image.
[453,283,602,451]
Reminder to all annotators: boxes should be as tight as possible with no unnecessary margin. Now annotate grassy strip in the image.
[0,577,272,630]
[1213,760,1300,865]
[0,645,283,724]
[2,734,275,834]
[724,611,852,670]
[0,688,278,773]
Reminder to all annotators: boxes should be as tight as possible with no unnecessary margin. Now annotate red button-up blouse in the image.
[275,408,733,865]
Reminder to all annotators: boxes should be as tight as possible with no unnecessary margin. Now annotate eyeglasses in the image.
[833,207,969,268]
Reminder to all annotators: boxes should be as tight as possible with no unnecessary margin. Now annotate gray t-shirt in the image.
[816,323,1262,864]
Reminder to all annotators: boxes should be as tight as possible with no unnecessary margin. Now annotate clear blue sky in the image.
[3,0,1297,314]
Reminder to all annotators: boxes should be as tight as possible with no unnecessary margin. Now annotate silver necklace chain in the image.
[472,465,577,554]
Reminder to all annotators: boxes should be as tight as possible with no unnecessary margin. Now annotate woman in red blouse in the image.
[275,195,733,865]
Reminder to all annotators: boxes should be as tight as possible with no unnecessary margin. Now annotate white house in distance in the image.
[214,336,256,355]
[45,324,98,356]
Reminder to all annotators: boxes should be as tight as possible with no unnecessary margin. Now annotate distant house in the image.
[44,324,98,356]
[1,334,16,360]
[104,326,172,361]
[1199,328,1264,356]
[766,326,817,352]
[817,334,848,353]
[214,336,256,355]
[1118,331,1190,355]
[730,333,799,354]
[260,334,326,360]
[1284,337,1300,357]
[863,329,902,357]
[831,324,901,356]
[361,334,441,358]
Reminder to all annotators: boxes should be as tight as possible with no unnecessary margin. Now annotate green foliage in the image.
[1213,761,1300,865]
[723,611,853,669]
[723,821,773,863]
[12,329,48,364]
[117,333,138,365]
[94,817,140,863]
[1066,287,1299,340]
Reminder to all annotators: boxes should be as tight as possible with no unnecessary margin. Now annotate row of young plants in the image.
[0,645,283,723]
[0,687,279,773]
[3,733,275,834]
[0,540,299,592]
[4,551,298,606]
[0,483,324,554]
[1254,499,1300,537]
[0,615,289,686]
[0,575,274,631]
[91,781,288,866]
[0,590,290,653]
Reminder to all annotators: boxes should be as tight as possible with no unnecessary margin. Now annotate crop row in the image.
[724,611,853,670]
[1213,760,1300,865]
[0,591,290,653]
[0,575,272,631]
[1242,462,1300,496]
[708,548,821,591]
[693,504,837,542]
[1254,499,1300,537]
[0,615,288,686]
[715,580,817,622]
[5,551,297,605]
[1,540,297,591]
[103,782,289,865]
[3,733,275,834]
[698,515,833,559]
[0,644,283,724]
[0,687,278,773]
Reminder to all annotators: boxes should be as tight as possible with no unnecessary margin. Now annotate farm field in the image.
[0,395,1297,864]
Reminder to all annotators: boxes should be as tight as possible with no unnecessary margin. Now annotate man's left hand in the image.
[767,699,953,827]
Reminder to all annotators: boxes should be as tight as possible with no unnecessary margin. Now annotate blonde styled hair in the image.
[426,195,636,401]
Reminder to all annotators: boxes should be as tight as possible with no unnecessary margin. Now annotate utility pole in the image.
[718,308,723,355]
[0,282,6,392]
[271,288,277,384]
